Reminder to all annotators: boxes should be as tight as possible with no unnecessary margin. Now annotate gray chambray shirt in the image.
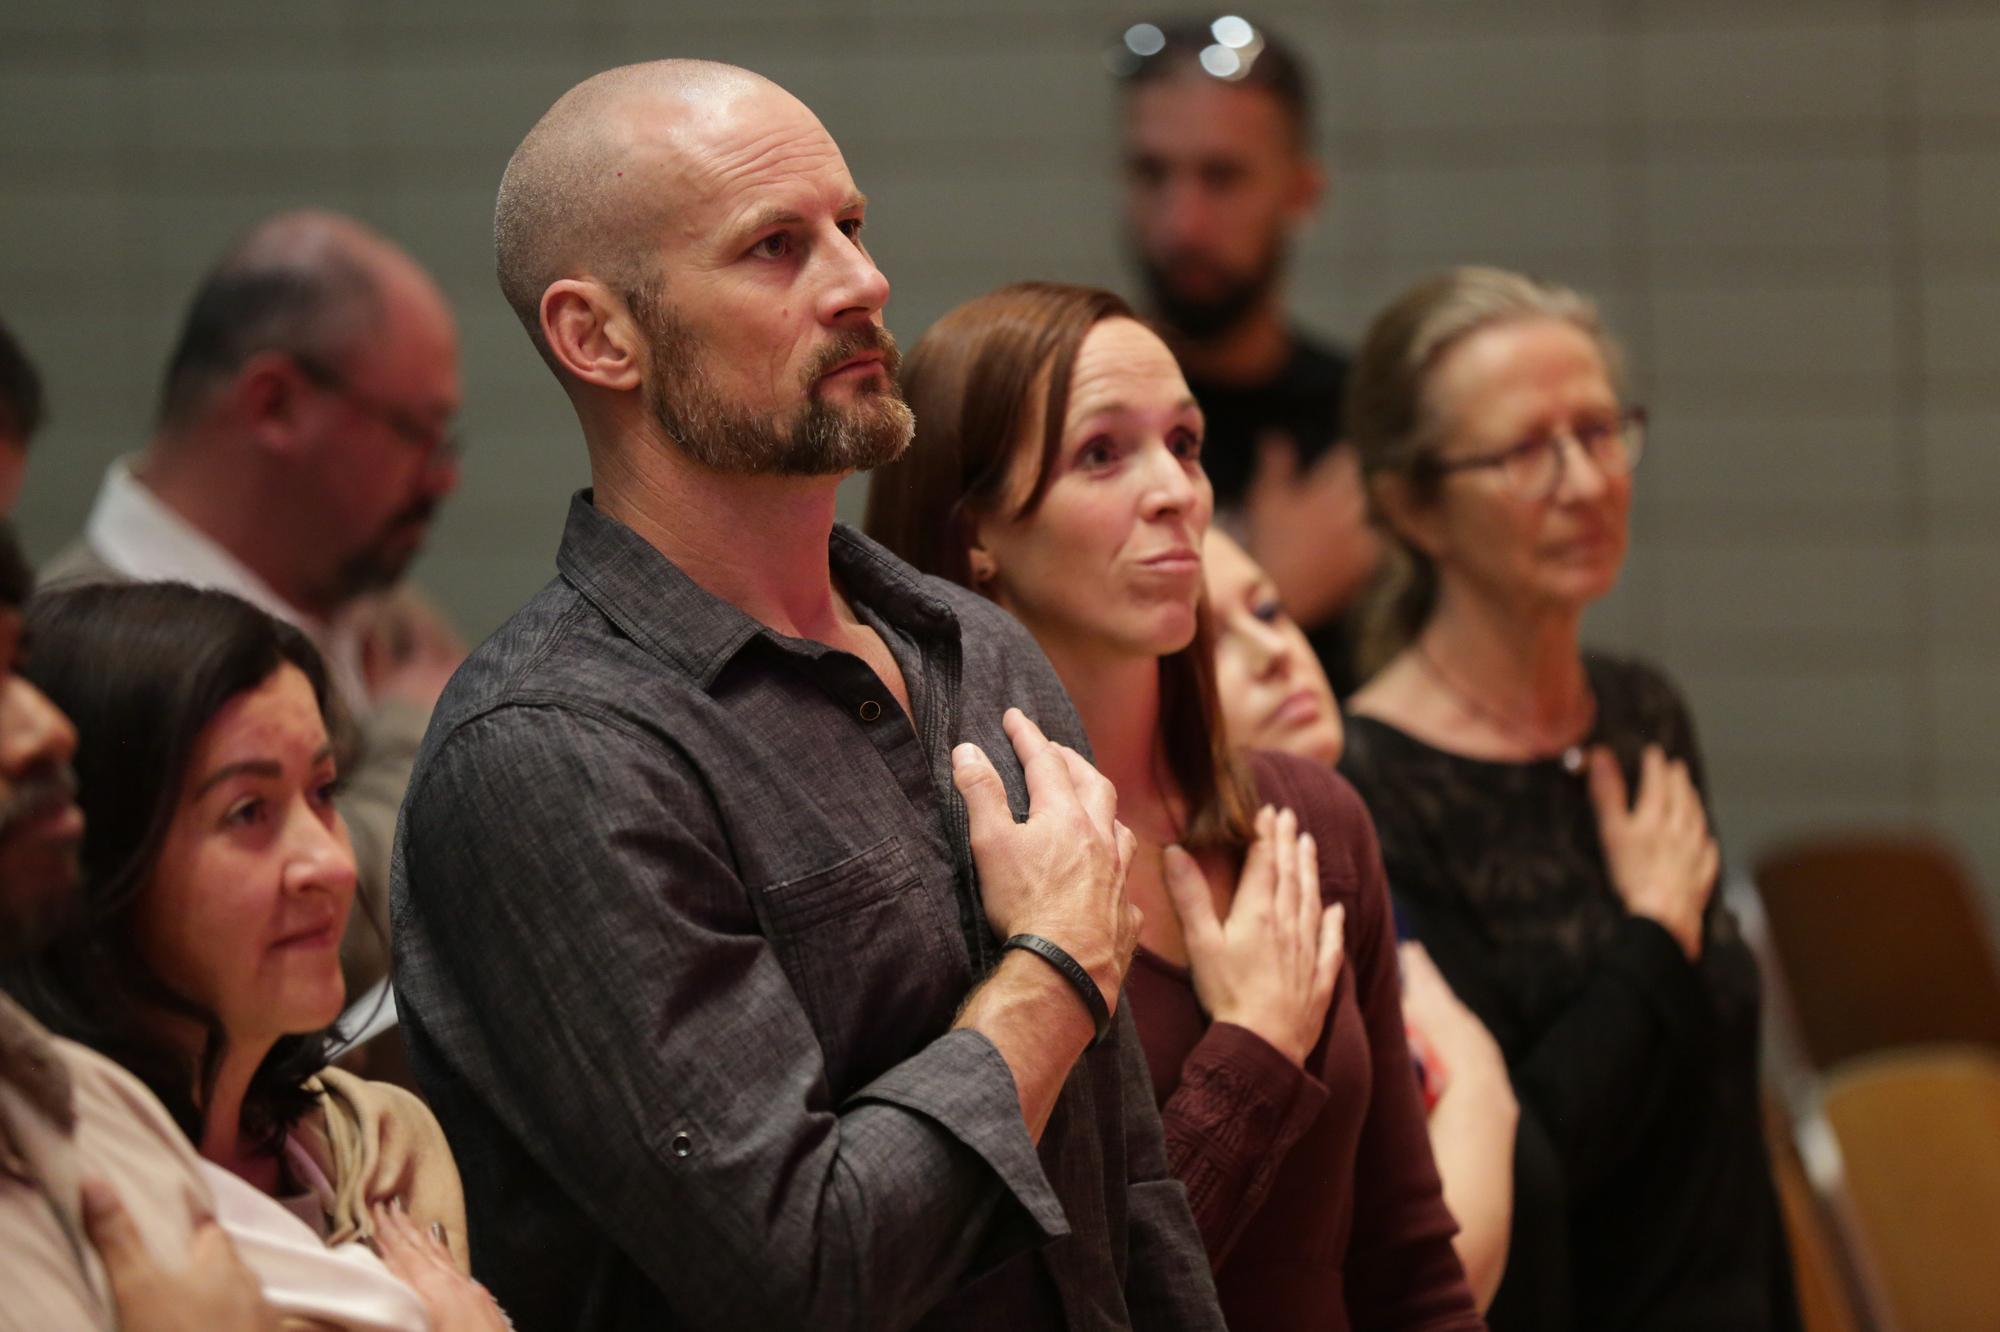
[389,492,1221,1332]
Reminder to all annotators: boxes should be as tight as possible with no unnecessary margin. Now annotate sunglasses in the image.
[1106,15,1275,83]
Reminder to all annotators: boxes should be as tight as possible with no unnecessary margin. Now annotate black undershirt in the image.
[1185,331,1363,695]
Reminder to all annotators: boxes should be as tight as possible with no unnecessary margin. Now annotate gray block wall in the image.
[3,0,1996,906]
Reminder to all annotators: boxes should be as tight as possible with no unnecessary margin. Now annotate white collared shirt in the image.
[198,1160,430,1332]
[80,458,373,718]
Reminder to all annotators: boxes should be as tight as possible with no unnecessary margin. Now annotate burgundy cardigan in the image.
[1125,750,1485,1331]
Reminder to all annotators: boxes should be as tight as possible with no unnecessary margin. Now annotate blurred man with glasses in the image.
[1113,17,1376,692]
[44,210,465,1002]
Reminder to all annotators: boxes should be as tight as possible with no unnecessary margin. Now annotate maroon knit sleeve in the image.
[1254,752,1486,1329]
[1154,1018,1329,1268]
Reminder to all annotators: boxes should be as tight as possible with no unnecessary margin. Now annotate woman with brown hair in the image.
[866,281,1481,1331]
[1336,266,1798,1330]
[6,583,510,1332]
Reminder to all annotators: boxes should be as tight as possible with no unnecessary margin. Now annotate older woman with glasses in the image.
[1335,268,1799,1331]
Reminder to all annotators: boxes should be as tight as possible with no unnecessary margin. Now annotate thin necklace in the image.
[1415,641,1597,775]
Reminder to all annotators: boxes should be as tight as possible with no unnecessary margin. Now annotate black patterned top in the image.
[1340,653,1799,1332]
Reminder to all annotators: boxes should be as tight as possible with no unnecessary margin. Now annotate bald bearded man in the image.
[390,62,1223,1332]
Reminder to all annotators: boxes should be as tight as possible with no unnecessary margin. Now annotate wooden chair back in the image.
[1754,834,2000,1070]
[1820,1047,2000,1332]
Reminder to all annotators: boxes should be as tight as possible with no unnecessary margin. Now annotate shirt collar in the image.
[82,458,373,714]
[86,458,316,632]
[554,489,959,691]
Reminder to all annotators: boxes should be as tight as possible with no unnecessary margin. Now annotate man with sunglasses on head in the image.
[1113,17,1376,693]
[43,210,465,1003]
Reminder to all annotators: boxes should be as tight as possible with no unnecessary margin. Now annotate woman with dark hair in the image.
[866,281,1481,1331]
[1336,266,1798,1330]
[5,582,507,1332]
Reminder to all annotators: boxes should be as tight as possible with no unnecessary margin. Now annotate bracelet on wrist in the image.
[1001,933,1114,1049]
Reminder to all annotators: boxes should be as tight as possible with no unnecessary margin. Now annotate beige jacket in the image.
[0,993,216,1331]
[293,1066,471,1274]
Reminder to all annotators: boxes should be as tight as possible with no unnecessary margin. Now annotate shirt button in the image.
[670,1131,694,1158]
[858,700,882,722]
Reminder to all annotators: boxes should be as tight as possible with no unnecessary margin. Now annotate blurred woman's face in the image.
[1416,317,1631,614]
[1204,530,1343,766]
[975,317,1215,665]
[139,663,355,1053]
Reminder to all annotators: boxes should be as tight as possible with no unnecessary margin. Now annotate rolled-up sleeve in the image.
[847,1029,1070,1243]
[397,702,1063,1330]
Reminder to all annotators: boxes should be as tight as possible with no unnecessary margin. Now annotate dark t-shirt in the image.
[1187,331,1352,510]
[1185,332,1362,694]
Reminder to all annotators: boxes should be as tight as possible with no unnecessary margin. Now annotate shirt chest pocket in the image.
[755,836,960,1080]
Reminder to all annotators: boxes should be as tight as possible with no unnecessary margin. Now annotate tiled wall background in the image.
[3,1,1996,906]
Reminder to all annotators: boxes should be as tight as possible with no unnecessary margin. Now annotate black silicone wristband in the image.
[1001,933,1114,1049]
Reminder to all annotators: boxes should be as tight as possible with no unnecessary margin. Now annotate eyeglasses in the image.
[293,354,463,465]
[1428,407,1647,501]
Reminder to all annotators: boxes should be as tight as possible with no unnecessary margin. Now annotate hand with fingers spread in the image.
[953,707,1142,1008]
[79,1178,278,1332]
[1162,805,1345,1067]
[1244,432,1379,628]
[1588,744,1719,961]
[367,1199,510,1332]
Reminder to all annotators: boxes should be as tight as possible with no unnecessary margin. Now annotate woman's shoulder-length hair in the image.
[1,580,342,1151]
[866,280,1255,852]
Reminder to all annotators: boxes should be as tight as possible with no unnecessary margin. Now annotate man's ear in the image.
[542,279,644,392]
[230,351,318,457]
[1286,155,1326,230]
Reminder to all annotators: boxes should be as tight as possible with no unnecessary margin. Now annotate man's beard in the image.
[328,496,439,604]
[0,763,82,957]
[635,293,915,478]
[1135,235,1287,342]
